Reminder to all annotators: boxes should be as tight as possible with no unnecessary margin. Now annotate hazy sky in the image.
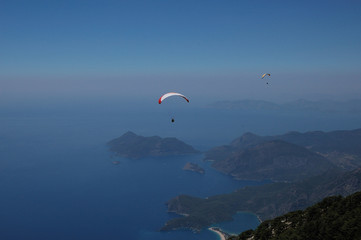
[1,0,361,103]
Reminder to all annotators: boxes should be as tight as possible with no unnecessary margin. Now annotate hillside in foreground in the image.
[232,191,361,240]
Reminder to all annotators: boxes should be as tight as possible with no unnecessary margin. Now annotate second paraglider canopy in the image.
[261,73,271,85]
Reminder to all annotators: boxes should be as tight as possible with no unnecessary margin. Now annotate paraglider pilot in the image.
[158,92,189,124]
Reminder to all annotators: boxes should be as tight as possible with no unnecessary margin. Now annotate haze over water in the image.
[1,99,361,240]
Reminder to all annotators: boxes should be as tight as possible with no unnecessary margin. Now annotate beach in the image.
[208,227,229,240]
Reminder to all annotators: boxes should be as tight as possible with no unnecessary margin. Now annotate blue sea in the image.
[1,98,361,240]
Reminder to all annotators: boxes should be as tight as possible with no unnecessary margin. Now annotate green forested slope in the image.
[232,191,361,240]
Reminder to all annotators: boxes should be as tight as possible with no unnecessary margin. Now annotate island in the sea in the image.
[107,131,199,159]
[183,162,205,174]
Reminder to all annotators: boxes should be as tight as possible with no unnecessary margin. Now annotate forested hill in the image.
[233,191,361,240]
[205,128,361,183]
[211,140,335,182]
[229,128,361,158]
[107,131,199,159]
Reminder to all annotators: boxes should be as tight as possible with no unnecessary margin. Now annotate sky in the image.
[1,0,361,104]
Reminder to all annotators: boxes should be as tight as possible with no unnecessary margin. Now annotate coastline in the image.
[207,212,259,239]
[208,227,229,240]
[257,214,263,223]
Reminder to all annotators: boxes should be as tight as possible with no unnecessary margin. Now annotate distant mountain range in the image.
[207,99,361,113]
[107,131,199,159]
[162,128,361,232]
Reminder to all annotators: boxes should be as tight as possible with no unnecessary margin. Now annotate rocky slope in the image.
[233,190,361,240]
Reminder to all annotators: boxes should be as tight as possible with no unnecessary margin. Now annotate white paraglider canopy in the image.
[158,92,189,104]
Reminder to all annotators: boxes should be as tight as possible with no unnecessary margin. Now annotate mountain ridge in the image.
[206,128,361,174]
[211,140,335,182]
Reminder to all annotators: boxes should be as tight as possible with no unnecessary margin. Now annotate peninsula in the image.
[205,128,361,182]
[208,227,231,240]
[107,131,199,159]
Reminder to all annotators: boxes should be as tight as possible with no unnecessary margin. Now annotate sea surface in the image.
[1,99,361,240]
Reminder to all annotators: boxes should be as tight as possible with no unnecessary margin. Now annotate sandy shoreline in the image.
[208,227,228,240]
[257,214,263,223]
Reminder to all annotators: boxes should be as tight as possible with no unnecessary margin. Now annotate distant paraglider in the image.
[261,73,271,85]
[158,92,189,123]
[261,73,270,79]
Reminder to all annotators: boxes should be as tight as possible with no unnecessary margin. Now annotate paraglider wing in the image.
[158,92,190,104]
[261,73,271,79]
[261,73,271,85]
